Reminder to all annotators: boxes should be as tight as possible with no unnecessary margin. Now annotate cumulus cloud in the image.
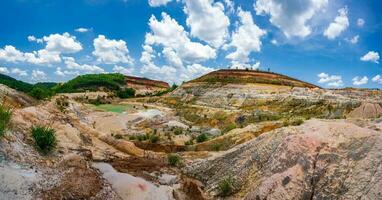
[63,57,105,73]
[352,76,368,86]
[225,8,266,68]
[92,35,134,65]
[254,0,328,38]
[43,32,82,53]
[55,67,79,77]
[11,68,28,77]
[347,35,359,44]
[372,75,382,84]
[0,67,9,74]
[357,18,365,27]
[28,35,43,43]
[361,51,380,63]
[317,72,344,87]
[184,0,230,47]
[113,65,134,75]
[148,0,172,7]
[144,12,216,63]
[1,33,82,65]
[31,70,47,81]
[75,28,90,33]
[230,61,260,70]
[324,7,349,40]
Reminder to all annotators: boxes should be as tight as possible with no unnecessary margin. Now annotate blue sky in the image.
[0,0,381,88]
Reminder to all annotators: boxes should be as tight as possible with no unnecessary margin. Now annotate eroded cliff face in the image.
[185,119,382,200]
[125,75,170,95]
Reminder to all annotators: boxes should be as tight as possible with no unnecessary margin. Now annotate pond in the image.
[91,104,134,113]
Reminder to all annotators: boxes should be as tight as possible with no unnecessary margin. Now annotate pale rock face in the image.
[185,119,382,199]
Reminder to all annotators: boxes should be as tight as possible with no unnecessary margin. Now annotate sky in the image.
[0,0,381,88]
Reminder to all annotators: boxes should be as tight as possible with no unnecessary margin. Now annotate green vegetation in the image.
[31,126,57,154]
[131,133,160,143]
[0,104,12,137]
[196,133,209,143]
[116,88,136,98]
[0,74,54,100]
[173,128,183,135]
[218,176,235,196]
[185,139,194,145]
[167,153,181,166]
[55,73,125,92]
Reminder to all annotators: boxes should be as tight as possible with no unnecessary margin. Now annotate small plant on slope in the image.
[218,176,235,196]
[32,126,57,154]
[0,104,12,137]
[167,153,181,166]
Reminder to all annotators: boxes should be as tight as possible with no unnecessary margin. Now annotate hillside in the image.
[190,69,319,88]
[125,75,170,95]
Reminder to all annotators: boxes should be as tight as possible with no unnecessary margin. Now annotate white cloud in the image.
[347,35,359,44]
[144,12,216,63]
[223,0,235,14]
[361,51,380,64]
[230,61,260,70]
[31,70,47,81]
[113,65,134,75]
[225,8,266,68]
[317,72,344,87]
[357,18,365,27]
[28,35,43,43]
[43,32,82,53]
[0,67,9,74]
[75,28,90,33]
[352,76,368,86]
[63,57,105,73]
[92,35,134,65]
[55,67,79,77]
[148,0,172,7]
[11,68,28,77]
[372,75,382,84]
[254,0,328,38]
[324,7,349,40]
[0,45,27,63]
[184,0,230,47]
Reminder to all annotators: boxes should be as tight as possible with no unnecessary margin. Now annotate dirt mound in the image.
[0,84,36,107]
[347,102,382,119]
[189,69,319,88]
[185,119,382,199]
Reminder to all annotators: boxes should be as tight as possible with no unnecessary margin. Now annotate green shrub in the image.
[0,105,12,137]
[55,96,69,113]
[29,87,52,100]
[116,88,135,99]
[167,153,181,166]
[196,133,209,143]
[31,126,57,154]
[149,135,159,143]
[129,135,137,140]
[218,176,235,196]
[137,134,149,141]
[174,128,183,135]
[185,139,194,145]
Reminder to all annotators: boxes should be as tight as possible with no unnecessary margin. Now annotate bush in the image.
[129,135,137,140]
[116,88,135,99]
[0,105,12,137]
[29,87,52,100]
[185,139,194,145]
[283,118,304,126]
[167,153,181,166]
[31,126,57,154]
[218,176,235,196]
[149,135,159,143]
[196,133,209,143]
[174,128,183,135]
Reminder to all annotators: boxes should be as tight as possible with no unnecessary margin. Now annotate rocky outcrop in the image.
[0,84,36,107]
[125,75,170,95]
[347,102,382,119]
[185,119,382,199]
